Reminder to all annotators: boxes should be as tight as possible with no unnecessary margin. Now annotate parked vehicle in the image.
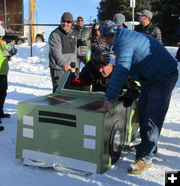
[0,0,44,44]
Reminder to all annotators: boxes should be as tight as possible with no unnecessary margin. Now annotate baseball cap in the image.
[99,20,118,37]
[137,10,153,20]
[0,25,5,36]
[113,13,125,26]
[61,12,73,22]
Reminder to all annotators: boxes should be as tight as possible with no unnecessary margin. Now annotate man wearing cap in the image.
[72,50,139,107]
[98,20,178,174]
[73,16,91,66]
[49,12,78,93]
[135,9,162,43]
[113,13,127,29]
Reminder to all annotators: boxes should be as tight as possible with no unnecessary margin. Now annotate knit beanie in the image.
[99,20,117,37]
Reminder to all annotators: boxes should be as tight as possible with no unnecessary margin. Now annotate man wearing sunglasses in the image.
[73,16,91,66]
[49,12,78,93]
[135,10,162,44]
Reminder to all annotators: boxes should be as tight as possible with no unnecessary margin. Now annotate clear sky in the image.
[24,0,101,39]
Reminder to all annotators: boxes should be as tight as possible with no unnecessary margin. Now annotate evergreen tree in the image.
[97,0,149,21]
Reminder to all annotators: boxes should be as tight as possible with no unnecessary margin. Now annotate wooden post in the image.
[31,0,36,43]
[28,0,36,56]
[28,0,36,45]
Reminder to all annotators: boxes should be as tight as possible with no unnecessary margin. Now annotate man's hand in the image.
[63,64,71,71]
[97,100,112,112]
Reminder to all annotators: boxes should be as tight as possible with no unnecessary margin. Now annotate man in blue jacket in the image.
[98,20,178,174]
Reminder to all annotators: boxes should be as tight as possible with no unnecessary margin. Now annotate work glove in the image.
[9,48,17,57]
[121,87,140,107]
[77,39,87,47]
[72,78,89,86]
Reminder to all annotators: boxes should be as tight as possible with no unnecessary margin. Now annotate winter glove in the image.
[72,78,89,86]
[120,87,140,107]
[77,39,87,47]
[9,48,17,57]
[81,40,87,46]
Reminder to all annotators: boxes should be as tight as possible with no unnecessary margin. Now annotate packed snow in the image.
[0,42,179,186]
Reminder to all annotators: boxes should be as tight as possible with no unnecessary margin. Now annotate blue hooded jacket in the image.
[106,27,177,101]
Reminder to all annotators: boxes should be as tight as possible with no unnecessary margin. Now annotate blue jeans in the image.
[136,70,178,162]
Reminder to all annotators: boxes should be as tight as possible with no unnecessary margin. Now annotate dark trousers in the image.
[50,68,64,93]
[136,70,178,162]
[0,75,8,114]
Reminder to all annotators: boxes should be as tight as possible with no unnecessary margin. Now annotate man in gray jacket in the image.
[74,16,91,66]
[49,12,78,93]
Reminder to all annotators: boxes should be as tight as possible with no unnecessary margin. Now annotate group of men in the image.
[48,10,178,175]
[48,12,91,93]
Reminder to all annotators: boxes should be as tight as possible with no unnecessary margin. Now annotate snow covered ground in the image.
[0,43,179,186]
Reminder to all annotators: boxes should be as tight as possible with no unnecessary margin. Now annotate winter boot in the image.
[128,159,152,175]
[0,113,10,118]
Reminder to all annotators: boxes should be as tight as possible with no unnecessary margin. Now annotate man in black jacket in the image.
[135,10,162,44]
[72,50,140,107]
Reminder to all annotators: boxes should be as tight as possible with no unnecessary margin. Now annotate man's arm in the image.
[154,26,162,44]
[48,32,66,69]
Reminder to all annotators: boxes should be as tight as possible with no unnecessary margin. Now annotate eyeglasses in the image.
[78,19,83,22]
[62,20,72,23]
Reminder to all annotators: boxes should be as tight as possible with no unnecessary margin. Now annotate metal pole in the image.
[28,0,32,46]
[30,24,32,57]
[4,0,7,29]
[130,0,135,30]
[132,4,134,30]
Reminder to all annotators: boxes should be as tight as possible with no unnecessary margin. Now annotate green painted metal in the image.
[16,71,139,174]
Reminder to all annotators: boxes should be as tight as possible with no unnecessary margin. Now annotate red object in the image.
[0,20,4,27]
[72,78,90,85]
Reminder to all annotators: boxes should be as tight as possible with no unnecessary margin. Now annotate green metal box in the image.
[16,72,138,174]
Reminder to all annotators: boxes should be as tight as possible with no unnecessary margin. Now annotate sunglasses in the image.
[62,20,72,23]
[139,15,145,18]
[78,19,83,22]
